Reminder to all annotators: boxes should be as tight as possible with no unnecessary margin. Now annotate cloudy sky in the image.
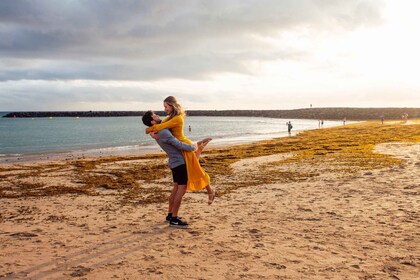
[0,0,419,111]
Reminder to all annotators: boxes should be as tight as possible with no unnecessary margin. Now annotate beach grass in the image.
[0,120,419,202]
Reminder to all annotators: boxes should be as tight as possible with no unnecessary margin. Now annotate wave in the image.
[0,153,23,157]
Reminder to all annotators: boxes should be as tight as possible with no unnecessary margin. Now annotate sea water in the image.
[0,115,343,161]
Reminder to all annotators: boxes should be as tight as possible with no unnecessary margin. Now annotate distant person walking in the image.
[380,115,384,124]
[287,121,293,134]
[343,118,346,126]
[401,113,408,123]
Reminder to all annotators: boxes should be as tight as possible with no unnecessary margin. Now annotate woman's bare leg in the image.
[206,185,216,205]
[196,138,212,158]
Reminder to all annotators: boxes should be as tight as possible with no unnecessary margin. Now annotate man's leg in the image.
[169,164,189,228]
[171,184,186,217]
[170,184,188,228]
[167,183,178,221]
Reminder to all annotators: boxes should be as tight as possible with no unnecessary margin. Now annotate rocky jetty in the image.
[3,107,419,120]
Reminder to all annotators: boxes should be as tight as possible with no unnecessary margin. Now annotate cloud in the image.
[0,79,173,110]
[0,0,385,82]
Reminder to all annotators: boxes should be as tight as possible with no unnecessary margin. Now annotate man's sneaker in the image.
[166,214,182,222]
[170,217,189,228]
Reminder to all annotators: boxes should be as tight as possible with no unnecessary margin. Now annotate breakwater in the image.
[3,107,419,120]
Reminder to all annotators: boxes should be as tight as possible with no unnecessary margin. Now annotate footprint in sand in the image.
[70,266,92,277]
[265,262,286,270]
[188,230,200,236]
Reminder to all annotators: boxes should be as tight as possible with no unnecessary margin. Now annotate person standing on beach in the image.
[142,110,207,228]
[287,121,293,134]
[145,96,216,204]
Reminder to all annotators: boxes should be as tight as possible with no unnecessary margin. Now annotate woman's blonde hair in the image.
[164,96,185,119]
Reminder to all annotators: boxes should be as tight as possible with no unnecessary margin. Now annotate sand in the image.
[0,140,419,279]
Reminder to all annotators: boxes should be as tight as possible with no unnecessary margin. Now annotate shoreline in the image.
[0,130,301,164]
[2,116,342,162]
[1,119,414,164]
[0,134,293,164]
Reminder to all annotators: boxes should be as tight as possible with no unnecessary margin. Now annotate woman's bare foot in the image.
[208,187,216,205]
[196,137,212,157]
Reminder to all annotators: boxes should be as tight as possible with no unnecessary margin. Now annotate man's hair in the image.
[142,110,154,127]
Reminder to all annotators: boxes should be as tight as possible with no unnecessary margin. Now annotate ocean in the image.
[0,115,343,162]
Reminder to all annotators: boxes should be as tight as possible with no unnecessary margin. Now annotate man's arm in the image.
[157,129,195,152]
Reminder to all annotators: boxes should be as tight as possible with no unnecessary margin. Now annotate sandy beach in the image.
[0,121,419,279]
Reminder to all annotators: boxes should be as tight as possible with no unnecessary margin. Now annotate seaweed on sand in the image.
[0,121,419,204]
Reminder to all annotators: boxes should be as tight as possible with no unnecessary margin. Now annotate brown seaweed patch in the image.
[0,121,419,202]
[0,181,91,198]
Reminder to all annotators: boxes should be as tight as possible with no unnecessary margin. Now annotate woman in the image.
[146,96,216,204]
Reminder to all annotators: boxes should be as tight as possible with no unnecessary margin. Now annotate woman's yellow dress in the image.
[147,114,210,191]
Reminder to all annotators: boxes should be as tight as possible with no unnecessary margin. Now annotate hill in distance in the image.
[3,107,419,121]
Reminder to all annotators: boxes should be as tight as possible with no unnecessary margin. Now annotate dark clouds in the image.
[0,79,174,110]
[0,0,384,82]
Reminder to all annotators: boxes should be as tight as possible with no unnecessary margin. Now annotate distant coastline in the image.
[2,107,419,120]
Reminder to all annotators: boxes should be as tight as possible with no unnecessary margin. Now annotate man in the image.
[287,121,293,134]
[142,110,194,228]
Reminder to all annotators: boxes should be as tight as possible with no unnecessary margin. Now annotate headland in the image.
[3,107,419,120]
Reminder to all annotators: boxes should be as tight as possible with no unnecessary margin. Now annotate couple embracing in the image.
[142,96,216,228]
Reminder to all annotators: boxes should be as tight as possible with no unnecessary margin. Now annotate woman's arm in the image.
[146,115,183,133]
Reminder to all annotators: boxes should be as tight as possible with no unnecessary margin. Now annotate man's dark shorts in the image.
[171,164,188,185]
